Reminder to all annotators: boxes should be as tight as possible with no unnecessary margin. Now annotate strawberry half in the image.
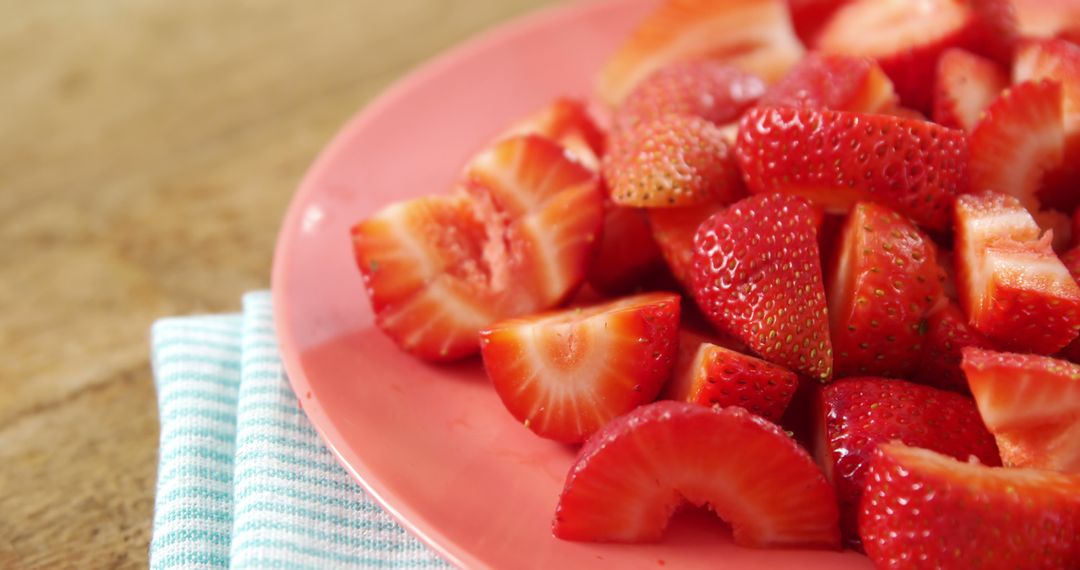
[351,135,604,360]
[962,347,1080,474]
[912,302,994,393]
[691,193,833,381]
[554,401,840,548]
[787,0,852,45]
[613,60,766,134]
[758,53,898,113]
[954,192,1080,354]
[479,293,679,443]
[969,80,1065,213]
[666,341,798,421]
[596,0,805,106]
[816,0,1017,113]
[647,202,728,288]
[585,202,665,296]
[828,202,945,378]
[860,443,1080,570]
[932,48,1009,132]
[815,378,1001,547]
[735,107,968,231]
[605,115,744,208]
[1015,38,1080,211]
[501,98,606,171]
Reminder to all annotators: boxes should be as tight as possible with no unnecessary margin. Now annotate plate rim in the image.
[270,1,631,567]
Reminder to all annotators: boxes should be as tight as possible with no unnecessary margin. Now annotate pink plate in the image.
[272,0,872,567]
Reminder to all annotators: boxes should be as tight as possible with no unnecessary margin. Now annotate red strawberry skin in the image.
[554,401,840,548]
[828,202,945,378]
[666,341,798,421]
[759,53,898,113]
[816,378,1001,547]
[647,202,729,289]
[962,347,1080,474]
[735,107,968,231]
[913,303,994,393]
[614,61,766,134]
[480,293,679,443]
[954,192,1080,354]
[691,193,833,381]
[585,202,665,296]
[969,79,1064,212]
[605,115,744,208]
[860,443,1080,570]
[933,48,1009,132]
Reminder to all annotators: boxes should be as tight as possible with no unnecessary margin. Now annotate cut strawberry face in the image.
[913,302,994,393]
[735,107,968,230]
[647,202,728,288]
[954,192,1080,354]
[585,202,665,296]
[969,80,1065,213]
[501,98,606,171]
[351,135,604,360]
[816,378,1000,547]
[666,341,798,421]
[759,53,898,113]
[1014,38,1080,211]
[605,115,745,208]
[596,0,805,106]
[962,347,1080,474]
[787,0,853,45]
[554,402,840,548]
[613,61,766,134]
[932,48,1009,132]
[860,443,1080,570]
[828,202,945,378]
[480,293,679,443]
[816,0,1017,113]
[691,193,833,381]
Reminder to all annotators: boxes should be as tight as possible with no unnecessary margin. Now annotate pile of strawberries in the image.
[350,0,1080,567]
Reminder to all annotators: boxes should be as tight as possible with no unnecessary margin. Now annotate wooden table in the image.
[0,1,553,566]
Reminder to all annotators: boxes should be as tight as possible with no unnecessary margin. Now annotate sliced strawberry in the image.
[501,98,606,171]
[954,192,1080,354]
[480,293,679,443]
[736,107,968,231]
[596,0,805,106]
[605,115,744,208]
[816,378,1000,547]
[691,193,833,381]
[1059,245,1080,362]
[932,48,1009,131]
[913,302,994,393]
[828,202,945,378]
[666,342,798,421]
[962,347,1080,474]
[585,202,665,295]
[758,53,898,113]
[969,80,1065,213]
[1014,0,1080,41]
[1034,208,1073,252]
[352,135,604,360]
[816,0,1017,113]
[1014,38,1080,211]
[554,402,840,548]
[860,443,1080,569]
[647,202,727,288]
[787,0,852,45]
[613,61,766,134]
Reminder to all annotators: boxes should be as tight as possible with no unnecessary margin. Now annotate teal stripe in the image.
[160,406,236,426]
[155,371,240,385]
[156,354,242,371]
[231,537,427,566]
[159,389,238,408]
[234,483,377,512]
[241,340,279,351]
[157,484,231,504]
[235,433,323,454]
[235,466,357,494]
[153,505,232,527]
[235,506,403,533]
[161,425,234,446]
[154,528,229,548]
[233,517,410,550]
[239,384,296,399]
[231,557,317,570]
[154,337,242,352]
[158,463,232,486]
[160,444,233,465]
[241,356,282,367]
[234,450,343,475]
[237,418,312,439]
[152,549,230,568]
[236,401,302,417]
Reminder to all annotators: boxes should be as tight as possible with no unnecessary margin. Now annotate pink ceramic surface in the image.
[272,0,871,567]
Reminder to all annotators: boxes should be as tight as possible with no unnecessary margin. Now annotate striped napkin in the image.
[149,291,449,569]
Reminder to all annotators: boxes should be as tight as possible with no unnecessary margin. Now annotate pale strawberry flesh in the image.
[480,293,680,443]
[932,48,1009,132]
[554,402,840,548]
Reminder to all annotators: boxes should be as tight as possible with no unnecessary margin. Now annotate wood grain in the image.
[0,0,555,566]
